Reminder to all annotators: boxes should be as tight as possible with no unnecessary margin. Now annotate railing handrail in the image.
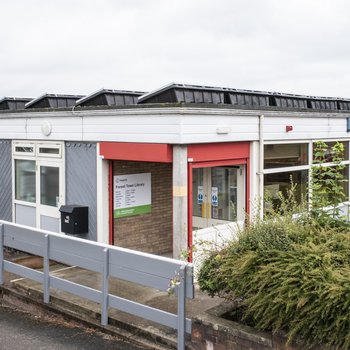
[0,221,194,350]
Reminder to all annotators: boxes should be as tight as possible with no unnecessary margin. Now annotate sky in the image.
[1,0,350,99]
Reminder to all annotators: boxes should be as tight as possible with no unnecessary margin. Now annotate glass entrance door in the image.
[192,166,245,230]
[36,161,64,232]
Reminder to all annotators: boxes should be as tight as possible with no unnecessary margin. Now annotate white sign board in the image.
[114,173,151,218]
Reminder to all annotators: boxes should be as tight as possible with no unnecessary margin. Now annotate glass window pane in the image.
[264,143,308,169]
[192,168,204,217]
[39,147,60,155]
[15,146,34,153]
[264,170,308,209]
[40,166,59,207]
[15,160,36,202]
[313,141,348,162]
[211,167,237,221]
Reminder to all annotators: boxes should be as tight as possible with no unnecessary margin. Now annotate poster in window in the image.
[211,187,218,207]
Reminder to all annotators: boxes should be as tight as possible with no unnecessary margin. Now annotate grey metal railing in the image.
[0,221,194,350]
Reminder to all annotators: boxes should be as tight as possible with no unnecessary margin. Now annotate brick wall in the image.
[190,304,322,350]
[113,161,173,255]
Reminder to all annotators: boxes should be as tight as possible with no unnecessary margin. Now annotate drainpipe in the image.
[259,114,264,219]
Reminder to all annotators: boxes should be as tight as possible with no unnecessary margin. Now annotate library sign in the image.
[113,173,152,218]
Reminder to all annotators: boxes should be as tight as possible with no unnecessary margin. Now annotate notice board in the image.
[114,173,151,218]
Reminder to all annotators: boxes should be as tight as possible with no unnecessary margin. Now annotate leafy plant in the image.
[310,141,348,228]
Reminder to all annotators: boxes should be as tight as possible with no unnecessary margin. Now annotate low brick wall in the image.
[190,303,324,350]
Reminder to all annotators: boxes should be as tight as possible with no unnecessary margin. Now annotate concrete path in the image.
[0,304,146,350]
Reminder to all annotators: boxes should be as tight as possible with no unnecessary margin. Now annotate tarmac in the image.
[0,252,222,350]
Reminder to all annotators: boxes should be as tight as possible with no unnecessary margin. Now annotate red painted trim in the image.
[187,142,252,260]
[188,162,194,262]
[188,142,249,162]
[100,142,173,163]
[108,161,114,245]
[190,158,247,168]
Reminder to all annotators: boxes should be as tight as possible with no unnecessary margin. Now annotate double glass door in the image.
[192,166,245,229]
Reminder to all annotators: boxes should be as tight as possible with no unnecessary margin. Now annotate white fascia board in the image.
[0,107,349,144]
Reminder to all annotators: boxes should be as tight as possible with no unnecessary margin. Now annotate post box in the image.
[59,205,88,234]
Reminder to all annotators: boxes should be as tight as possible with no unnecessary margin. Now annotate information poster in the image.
[197,186,204,204]
[211,187,218,207]
[114,173,151,218]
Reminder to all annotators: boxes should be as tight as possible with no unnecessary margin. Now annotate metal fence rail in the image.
[0,221,194,350]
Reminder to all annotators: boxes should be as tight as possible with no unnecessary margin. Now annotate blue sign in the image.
[211,187,218,207]
[197,186,204,205]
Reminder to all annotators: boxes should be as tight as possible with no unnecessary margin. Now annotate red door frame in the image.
[108,161,114,245]
[188,159,250,261]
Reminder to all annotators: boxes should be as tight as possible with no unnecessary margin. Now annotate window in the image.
[15,160,36,202]
[13,143,35,156]
[264,143,308,169]
[37,143,62,158]
[313,141,348,163]
[263,141,350,211]
[264,170,308,207]
[40,166,59,206]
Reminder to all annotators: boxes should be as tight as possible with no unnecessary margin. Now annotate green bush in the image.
[198,219,350,348]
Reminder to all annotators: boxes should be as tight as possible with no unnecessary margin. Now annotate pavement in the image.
[0,252,222,350]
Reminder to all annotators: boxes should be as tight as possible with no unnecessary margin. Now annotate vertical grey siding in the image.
[0,140,12,221]
[65,142,97,241]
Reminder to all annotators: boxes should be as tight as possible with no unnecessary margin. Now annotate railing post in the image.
[0,224,4,285]
[177,264,187,350]
[43,234,50,304]
[101,247,109,326]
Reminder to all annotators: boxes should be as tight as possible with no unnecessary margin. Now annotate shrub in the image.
[198,217,350,348]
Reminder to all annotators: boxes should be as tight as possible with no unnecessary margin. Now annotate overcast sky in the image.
[1,0,350,99]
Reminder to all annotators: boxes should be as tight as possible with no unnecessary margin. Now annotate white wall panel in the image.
[26,117,83,141]
[264,117,349,141]
[179,115,259,143]
[82,115,181,143]
[0,119,26,139]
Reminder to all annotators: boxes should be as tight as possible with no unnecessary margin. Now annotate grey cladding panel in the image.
[65,142,97,241]
[0,141,12,221]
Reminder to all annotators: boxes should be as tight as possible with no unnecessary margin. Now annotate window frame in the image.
[263,140,350,207]
[12,140,65,207]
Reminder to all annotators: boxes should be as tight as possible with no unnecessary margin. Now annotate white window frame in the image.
[37,143,62,158]
[262,140,350,206]
[12,140,65,231]
[13,142,36,157]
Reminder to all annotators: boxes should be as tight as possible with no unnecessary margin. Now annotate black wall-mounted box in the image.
[59,205,88,234]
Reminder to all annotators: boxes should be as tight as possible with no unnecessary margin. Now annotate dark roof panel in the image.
[25,94,84,109]
[309,97,337,110]
[138,83,227,104]
[337,98,350,111]
[76,89,145,107]
[272,93,309,109]
[138,83,348,112]
[139,83,272,107]
[0,97,33,111]
[228,90,270,107]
